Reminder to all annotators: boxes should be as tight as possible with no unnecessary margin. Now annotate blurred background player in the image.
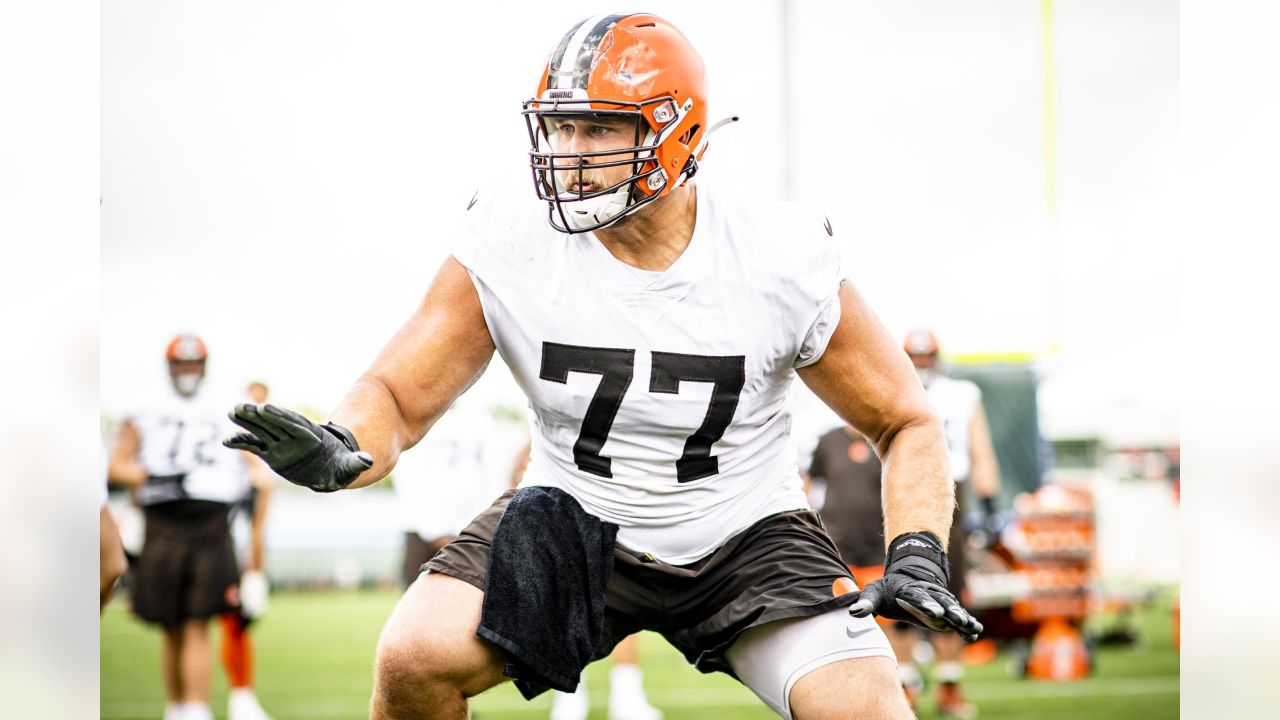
[898,329,1003,718]
[390,397,515,589]
[805,428,917,704]
[107,334,252,720]
[806,428,885,589]
[808,330,1002,717]
[806,428,923,705]
[219,381,277,720]
[101,443,128,613]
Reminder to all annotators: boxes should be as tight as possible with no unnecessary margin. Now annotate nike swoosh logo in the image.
[847,625,875,639]
[467,191,478,211]
[823,216,833,236]
[617,69,660,86]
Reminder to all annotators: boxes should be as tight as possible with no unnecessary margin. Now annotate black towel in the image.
[476,486,618,699]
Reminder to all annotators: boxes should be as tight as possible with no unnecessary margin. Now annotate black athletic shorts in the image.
[132,500,240,628]
[426,489,859,676]
[401,531,454,589]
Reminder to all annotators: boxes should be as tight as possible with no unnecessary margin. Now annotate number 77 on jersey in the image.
[539,342,745,483]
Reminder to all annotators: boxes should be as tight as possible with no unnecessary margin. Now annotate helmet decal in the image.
[547,14,628,90]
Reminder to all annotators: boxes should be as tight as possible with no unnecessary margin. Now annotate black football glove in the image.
[223,403,372,493]
[849,531,984,642]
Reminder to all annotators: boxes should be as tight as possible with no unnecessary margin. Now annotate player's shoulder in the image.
[704,186,843,303]
[708,187,838,274]
[450,181,559,270]
[461,182,540,231]
[709,186,835,247]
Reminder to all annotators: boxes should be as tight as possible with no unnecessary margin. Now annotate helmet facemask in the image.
[523,95,696,234]
[169,359,206,397]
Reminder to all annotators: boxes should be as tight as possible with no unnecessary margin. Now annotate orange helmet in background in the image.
[903,329,940,358]
[165,333,208,362]
[523,13,719,233]
[903,329,941,381]
[166,333,207,396]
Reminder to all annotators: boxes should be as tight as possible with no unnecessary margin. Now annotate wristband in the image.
[320,422,361,453]
[885,531,950,585]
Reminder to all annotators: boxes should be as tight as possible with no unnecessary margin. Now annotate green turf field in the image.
[101,590,1179,719]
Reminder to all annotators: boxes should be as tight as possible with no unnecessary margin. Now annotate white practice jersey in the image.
[126,390,250,505]
[451,183,843,564]
[924,375,982,483]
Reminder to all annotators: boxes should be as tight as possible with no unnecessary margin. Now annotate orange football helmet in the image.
[903,329,940,358]
[903,328,941,381]
[165,333,208,362]
[523,13,727,233]
[166,333,207,396]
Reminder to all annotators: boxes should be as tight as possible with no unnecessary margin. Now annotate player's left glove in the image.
[223,403,372,493]
[849,531,984,642]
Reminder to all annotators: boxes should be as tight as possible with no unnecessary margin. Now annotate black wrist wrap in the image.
[274,421,364,493]
[885,531,951,586]
[320,422,360,453]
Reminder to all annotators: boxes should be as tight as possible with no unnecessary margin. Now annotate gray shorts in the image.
[426,489,863,677]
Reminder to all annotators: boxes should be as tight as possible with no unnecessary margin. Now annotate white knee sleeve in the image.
[724,607,895,719]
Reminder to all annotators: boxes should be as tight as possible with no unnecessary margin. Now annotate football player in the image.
[391,397,514,590]
[225,14,981,720]
[896,329,1003,718]
[110,334,251,720]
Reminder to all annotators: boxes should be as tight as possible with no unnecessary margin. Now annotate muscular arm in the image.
[967,402,1001,501]
[329,257,496,489]
[796,282,955,549]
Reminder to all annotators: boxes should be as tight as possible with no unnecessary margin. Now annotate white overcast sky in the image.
[101,0,1178,442]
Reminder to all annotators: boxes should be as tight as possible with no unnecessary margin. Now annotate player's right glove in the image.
[223,403,372,493]
[849,531,984,642]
